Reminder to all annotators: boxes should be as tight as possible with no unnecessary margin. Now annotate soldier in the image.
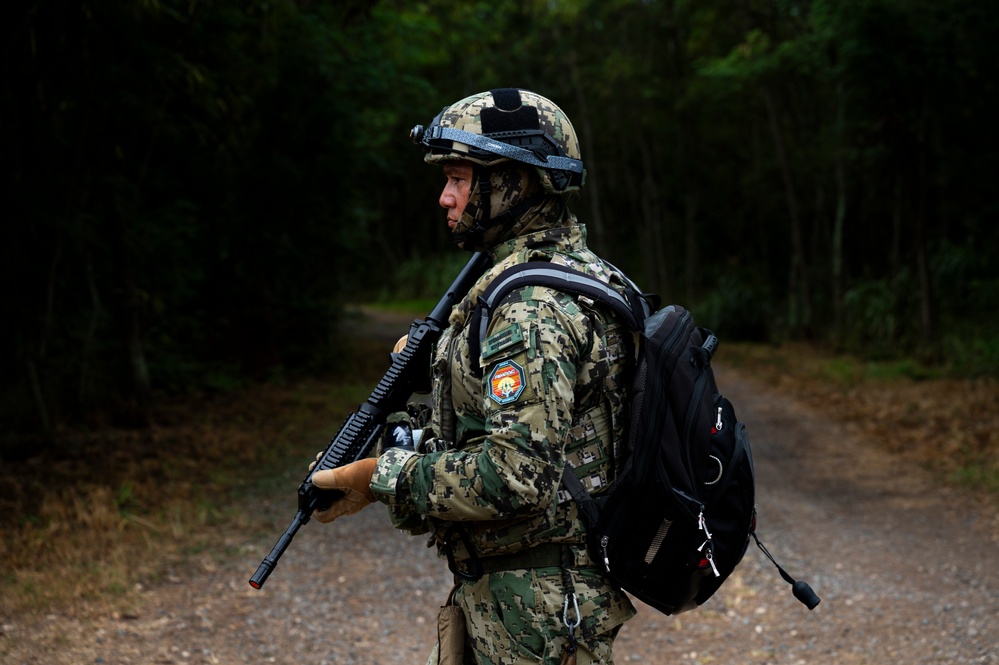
[311,89,637,664]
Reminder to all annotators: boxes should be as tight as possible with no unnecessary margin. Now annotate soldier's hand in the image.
[393,335,408,354]
[310,457,378,523]
[308,450,323,473]
[389,334,409,364]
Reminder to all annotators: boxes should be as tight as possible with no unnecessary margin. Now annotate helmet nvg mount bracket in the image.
[410,88,585,194]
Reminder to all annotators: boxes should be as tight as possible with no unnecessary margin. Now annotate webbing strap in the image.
[468,263,644,374]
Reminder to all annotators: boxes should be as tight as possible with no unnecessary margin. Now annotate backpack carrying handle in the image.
[702,333,719,360]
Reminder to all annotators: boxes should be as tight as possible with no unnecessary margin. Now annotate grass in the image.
[364,299,439,316]
[721,341,947,385]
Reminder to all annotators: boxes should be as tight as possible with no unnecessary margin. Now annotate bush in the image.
[694,271,774,342]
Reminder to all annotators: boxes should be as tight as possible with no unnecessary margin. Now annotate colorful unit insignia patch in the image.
[488,360,526,405]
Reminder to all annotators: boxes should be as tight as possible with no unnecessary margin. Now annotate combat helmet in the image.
[410,88,585,194]
[410,89,584,249]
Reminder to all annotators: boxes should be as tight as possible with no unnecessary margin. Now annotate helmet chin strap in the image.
[452,165,544,250]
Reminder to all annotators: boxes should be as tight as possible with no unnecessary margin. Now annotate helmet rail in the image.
[410,124,584,176]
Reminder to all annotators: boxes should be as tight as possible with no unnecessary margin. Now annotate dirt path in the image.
[3,311,998,664]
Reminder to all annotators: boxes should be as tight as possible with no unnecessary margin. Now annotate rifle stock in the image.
[249,252,490,589]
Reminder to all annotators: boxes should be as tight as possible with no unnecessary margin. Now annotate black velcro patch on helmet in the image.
[481,105,540,134]
[491,88,522,110]
[482,88,541,134]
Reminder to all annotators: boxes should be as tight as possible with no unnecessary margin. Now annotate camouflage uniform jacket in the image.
[370,224,636,636]
[371,222,633,544]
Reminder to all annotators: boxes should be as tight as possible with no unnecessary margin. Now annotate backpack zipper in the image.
[683,368,709,467]
[697,508,721,577]
[600,535,611,572]
[657,309,690,370]
[650,308,691,429]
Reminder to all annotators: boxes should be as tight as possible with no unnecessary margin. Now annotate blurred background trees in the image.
[5,0,997,443]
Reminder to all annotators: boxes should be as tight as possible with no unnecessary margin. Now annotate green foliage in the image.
[841,276,916,358]
[933,237,999,376]
[813,354,943,385]
[941,324,999,379]
[862,358,943,382]
[693,269,774,342]
[379,253,474,303]
[950,464,999,496]
[4,0,999,441]
[3,0,444,436]
[115,483,137,514]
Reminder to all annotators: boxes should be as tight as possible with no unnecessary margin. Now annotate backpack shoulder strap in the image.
[468,261,645,372]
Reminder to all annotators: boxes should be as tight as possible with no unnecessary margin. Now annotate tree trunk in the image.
[79,251,104,405]
[891,177,902,282]
[763,87,812,335]
[111,204,153,422]
[637,136,670,298]
[832,81,846,342]
[915,87,933,352]
[26,359,52,443]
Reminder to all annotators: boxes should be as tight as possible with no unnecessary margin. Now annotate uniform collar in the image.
[488,223,588,264]
[449,223,589,329]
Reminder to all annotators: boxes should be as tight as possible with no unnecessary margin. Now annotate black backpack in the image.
[470,261,819,615]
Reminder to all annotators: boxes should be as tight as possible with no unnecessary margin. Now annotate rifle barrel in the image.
[249,510,308,589]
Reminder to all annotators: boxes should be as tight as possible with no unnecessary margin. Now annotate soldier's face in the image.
[440,161,473,230]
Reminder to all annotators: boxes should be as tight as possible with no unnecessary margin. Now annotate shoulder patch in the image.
[482,322,526,360]
[488,360,526,405]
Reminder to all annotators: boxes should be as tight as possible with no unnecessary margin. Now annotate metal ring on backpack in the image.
[705,455,723,485]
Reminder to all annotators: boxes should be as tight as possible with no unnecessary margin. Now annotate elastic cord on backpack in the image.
[751,532,821,610]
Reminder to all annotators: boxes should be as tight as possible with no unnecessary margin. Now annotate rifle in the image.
[249,251,491,589]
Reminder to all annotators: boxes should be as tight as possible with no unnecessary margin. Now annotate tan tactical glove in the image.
[310,457,378,523]
[393,335,408,353]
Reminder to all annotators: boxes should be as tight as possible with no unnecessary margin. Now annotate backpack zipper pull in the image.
[715,406,724,432]
[704,548,720,577]
[697,509,721,577]
[698,509,712,541]
[600,535,611,572]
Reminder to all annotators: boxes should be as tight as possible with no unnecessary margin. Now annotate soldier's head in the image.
[410,88,585,251]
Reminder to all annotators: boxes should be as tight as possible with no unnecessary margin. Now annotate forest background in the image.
[5,0,998,445]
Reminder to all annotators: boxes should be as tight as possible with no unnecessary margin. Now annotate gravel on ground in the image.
[3,312,997,665]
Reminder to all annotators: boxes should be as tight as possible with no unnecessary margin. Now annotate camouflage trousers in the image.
[425,566,635,665]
